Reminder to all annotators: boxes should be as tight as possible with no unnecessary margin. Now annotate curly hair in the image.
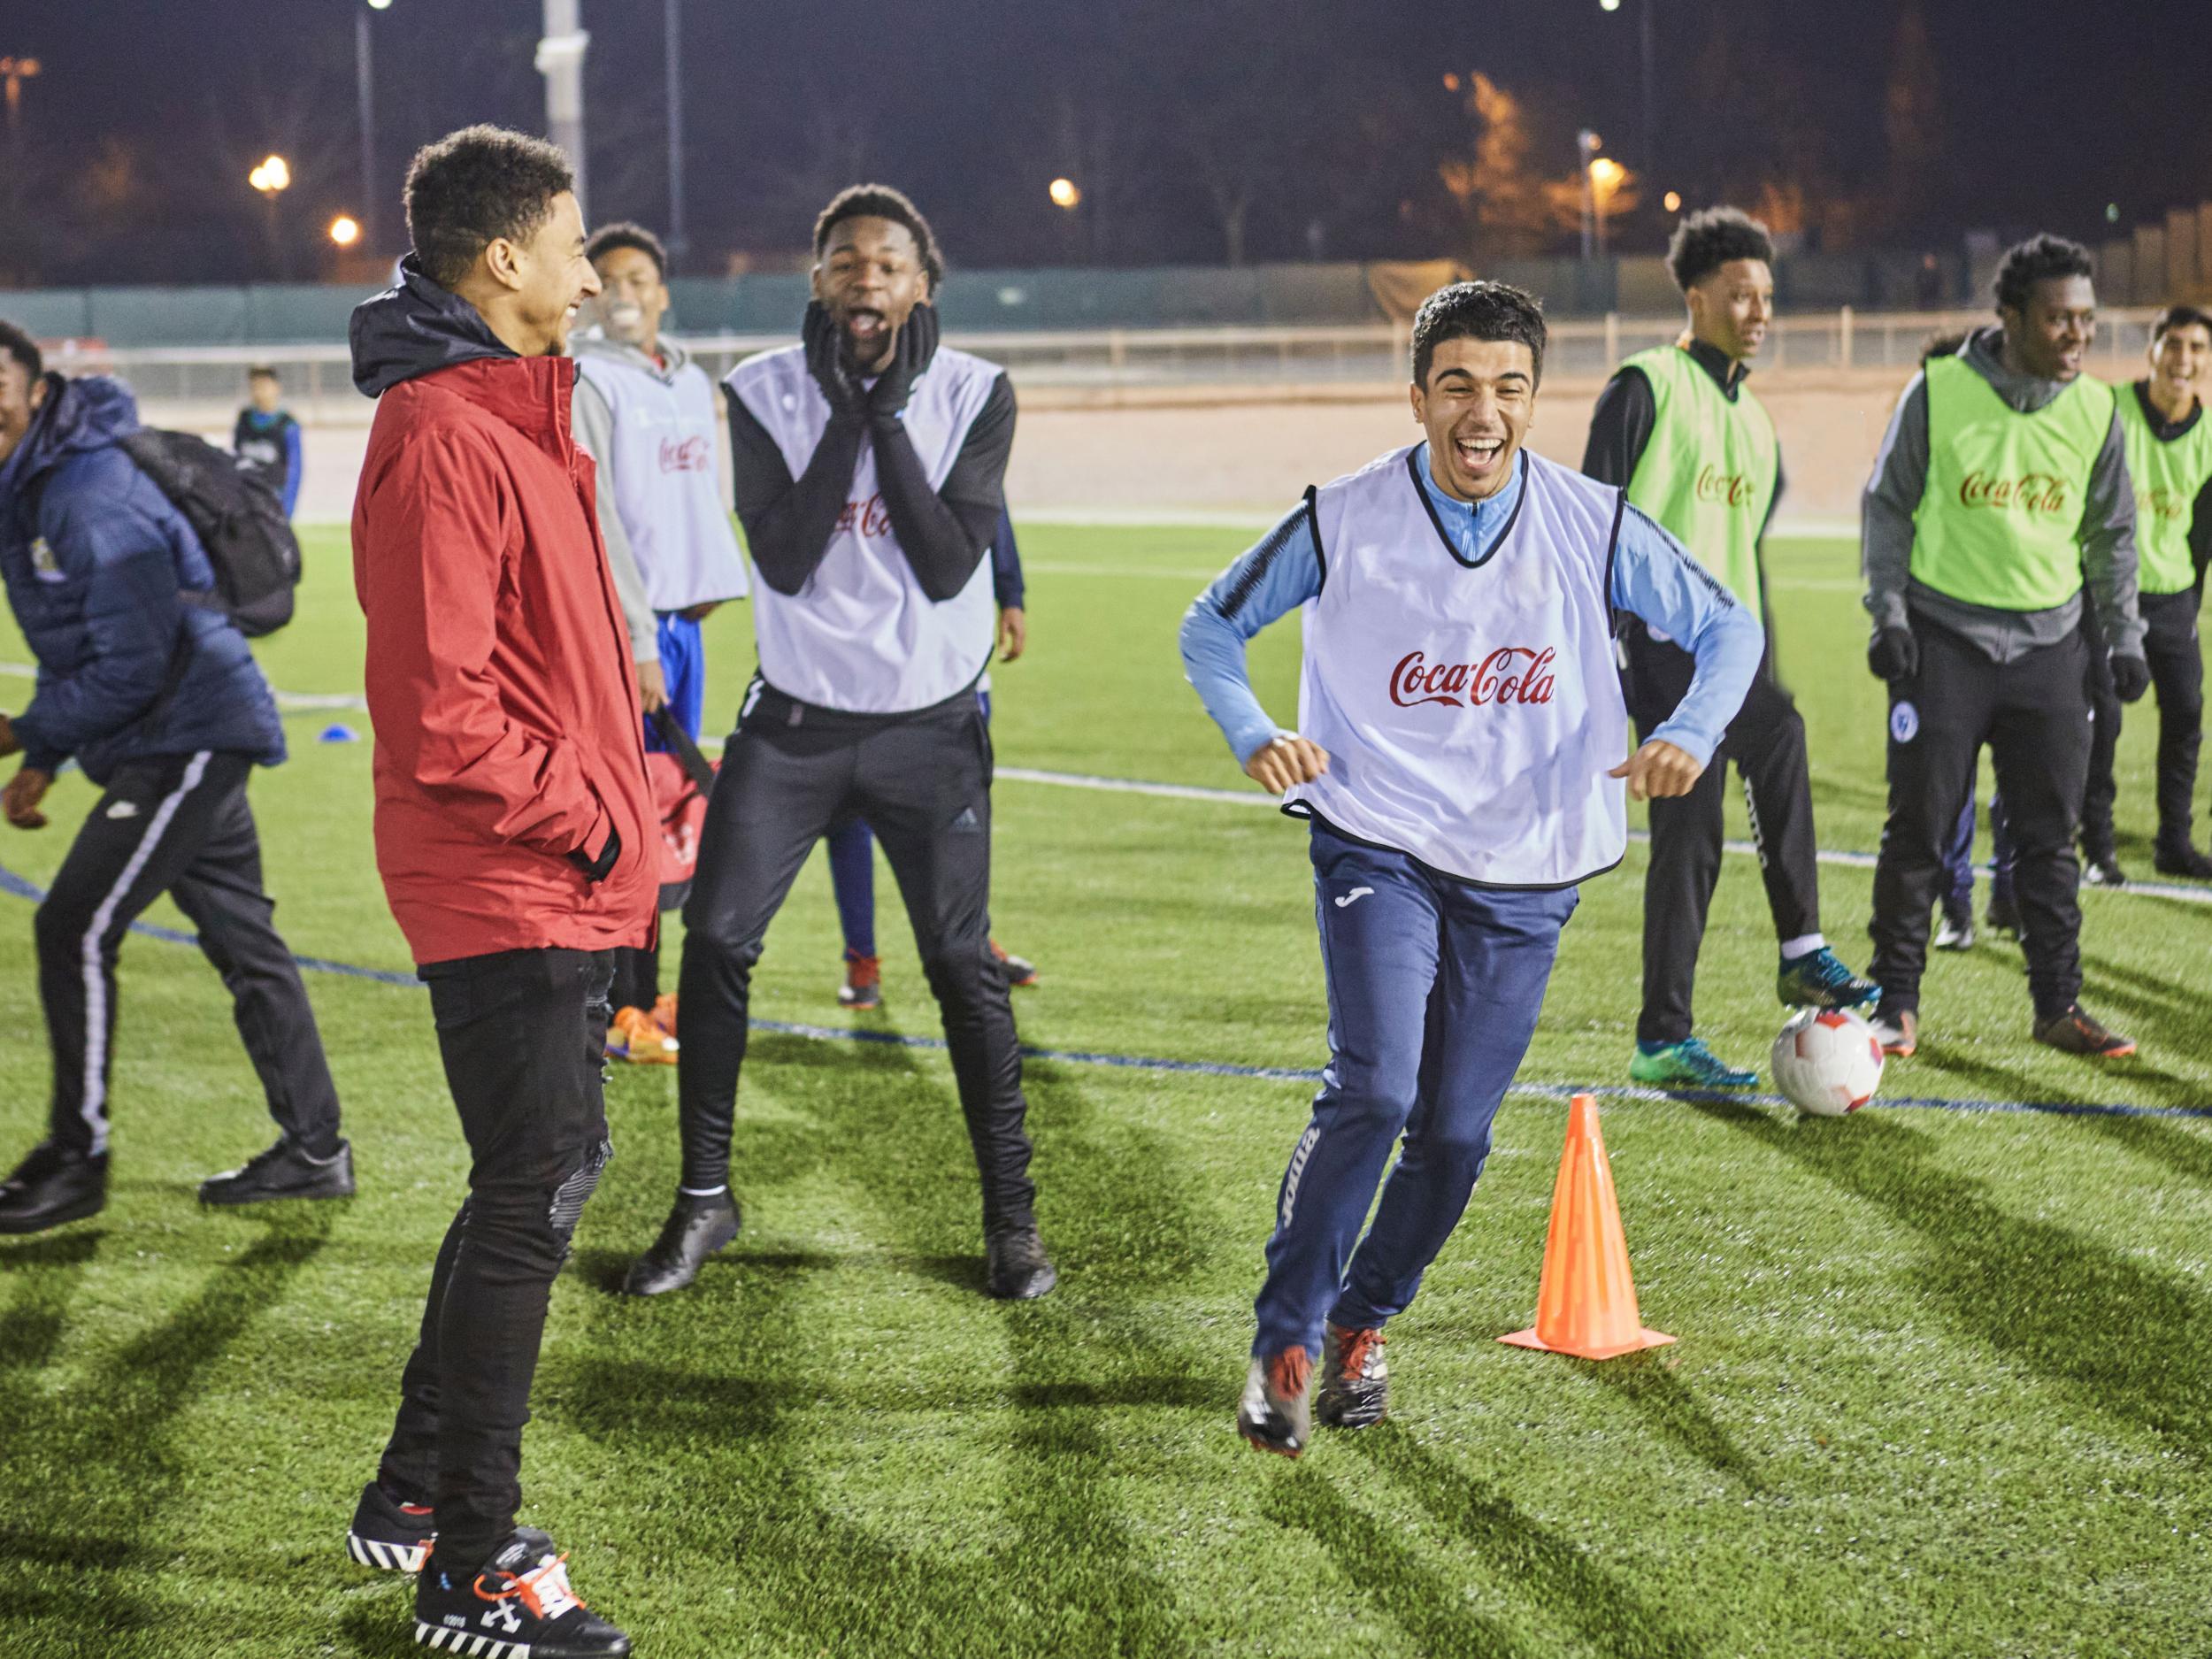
[585,220,668,278]
[404,125,575,290]
[813,184,945,292]
[1993,234,2093,315]
[1666,207,1775,292]
[1410,281,1547,388]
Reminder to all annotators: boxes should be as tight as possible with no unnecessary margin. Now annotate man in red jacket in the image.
[342,125,649,1659]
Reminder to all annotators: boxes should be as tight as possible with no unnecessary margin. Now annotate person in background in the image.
[827,503,1035,1010]
[572,219,752,1062]
[0,319,349,1234]
[234,365,303,518]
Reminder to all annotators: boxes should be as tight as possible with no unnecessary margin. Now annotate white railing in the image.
[45,308,2177,424]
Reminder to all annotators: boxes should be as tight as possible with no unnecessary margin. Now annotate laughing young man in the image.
[1180,282,1762,1455]
[1582,206,1878,1088]
[1861,234,2148,1060]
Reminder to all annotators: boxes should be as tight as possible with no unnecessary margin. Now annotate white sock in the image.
[1779,933,1826,961]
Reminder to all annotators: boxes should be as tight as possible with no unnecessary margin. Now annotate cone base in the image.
[1499,1325,1677,1361]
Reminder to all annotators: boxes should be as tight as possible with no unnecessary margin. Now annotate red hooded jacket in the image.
[349,265,656,964]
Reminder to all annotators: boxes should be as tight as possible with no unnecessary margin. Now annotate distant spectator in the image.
[233,365,303,518]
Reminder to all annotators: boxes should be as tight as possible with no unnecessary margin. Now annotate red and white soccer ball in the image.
[1770,1008,1885,1117]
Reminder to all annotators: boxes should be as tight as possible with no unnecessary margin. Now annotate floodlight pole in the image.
[664,0,687,265]
[538,0,591,216]
[355,9,377,252]
[1640,0,1656,183]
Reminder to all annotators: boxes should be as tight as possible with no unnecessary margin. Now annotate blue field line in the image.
[2,858,2204,1124]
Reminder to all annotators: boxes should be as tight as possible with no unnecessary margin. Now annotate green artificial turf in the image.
[0,525,2208,1657]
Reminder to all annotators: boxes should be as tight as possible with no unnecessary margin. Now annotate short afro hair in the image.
[586,220,668,278]
[1993,234,2093,316]
[0,319,43,380]
[2153,303,2212,343]
[405,125,575,290]
[1410,281,1547,388]
[813,184,945,292]
[1667,207,1775,292]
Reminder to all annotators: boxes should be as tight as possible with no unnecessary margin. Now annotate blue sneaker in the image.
[1776,947,1880,1011]
[1630,1037,1758,1089]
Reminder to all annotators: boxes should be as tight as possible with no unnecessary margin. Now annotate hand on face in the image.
[813,214,931,377]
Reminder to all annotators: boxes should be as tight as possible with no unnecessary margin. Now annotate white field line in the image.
[9,663,2204,906]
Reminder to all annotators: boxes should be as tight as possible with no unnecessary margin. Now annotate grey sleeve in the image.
[1861,373,1929,635]
[572,373,660,664]
[2079,406,2147,659]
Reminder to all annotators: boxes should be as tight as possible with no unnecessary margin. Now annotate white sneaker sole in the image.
[413,1622,531,1655]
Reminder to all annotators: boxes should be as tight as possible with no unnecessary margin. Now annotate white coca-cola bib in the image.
[1284,446,1632,888]
[726,342,1001,714]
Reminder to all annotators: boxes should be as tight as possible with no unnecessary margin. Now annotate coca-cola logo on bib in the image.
[836,494,894,538]
[1694,464,1755,508]
[658,435,711,473]
[2144,486,2189,522]
[1958,471,2069,515]
[1389,647,1557,710]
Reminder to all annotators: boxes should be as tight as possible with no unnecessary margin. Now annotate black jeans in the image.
[2085,588,2205,854]
[35,750,341,1159]
[2076,609,2125,859]
[1622,628,1824,1045]
[1870,621,2091,1020]
[675,681,1035,1233]
[377,947,616,1575]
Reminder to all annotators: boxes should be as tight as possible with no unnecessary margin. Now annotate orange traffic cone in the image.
[1500,1094,1675,1361]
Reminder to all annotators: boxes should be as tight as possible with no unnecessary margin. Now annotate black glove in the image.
[803,301,866,420]
[2110,652,2151,703]
[568,824,622,884]
[869,303,940,421]
[1867,626,1919,682]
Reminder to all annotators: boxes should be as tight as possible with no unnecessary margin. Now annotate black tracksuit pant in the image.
[1621,626,1823,1046]
[2082,588,2204,856]
[674,679,1035,1233]
[378,947,617,1576]
[1870,619,2092,1021]
[35,749,340,1159]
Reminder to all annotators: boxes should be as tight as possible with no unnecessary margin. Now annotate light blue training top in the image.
[1179,442,1765,767]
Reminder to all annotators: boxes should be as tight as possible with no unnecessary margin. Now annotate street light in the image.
[357,0,389,253]
[1600,0,1658,185]
[330,215,362,247]
[1048,177,1081,210]
[0,55,40,139]
[249,155,291,195]
[1663,190,1682,213]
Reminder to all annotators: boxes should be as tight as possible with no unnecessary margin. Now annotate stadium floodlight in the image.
[331,215,362,247]
[1049,178,1081,210]
[0,54,40,138]
[1663,189,1682,213]
[367,0,393,8]
[249,155,291,196]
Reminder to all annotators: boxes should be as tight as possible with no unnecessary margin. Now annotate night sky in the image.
[3,0,2207,284]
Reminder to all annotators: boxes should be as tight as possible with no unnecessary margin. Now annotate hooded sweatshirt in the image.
[349,257,656,964]
[0,373,284,784]
[1862,325,2146,664]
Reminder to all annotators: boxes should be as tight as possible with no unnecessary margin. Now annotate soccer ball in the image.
[1770,1008,1885,1117]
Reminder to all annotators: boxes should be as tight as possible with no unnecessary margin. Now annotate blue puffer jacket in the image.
[0,374,285,785]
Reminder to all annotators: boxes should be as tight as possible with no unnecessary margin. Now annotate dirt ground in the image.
[249,366,1916,531]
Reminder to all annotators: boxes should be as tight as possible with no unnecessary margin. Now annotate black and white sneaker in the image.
[347,1480,436,1574]
[1315,1322,1390,1430]
[1236,1348,1313,1458]
[414,1529,629,1656]
[200,1137,356,1206]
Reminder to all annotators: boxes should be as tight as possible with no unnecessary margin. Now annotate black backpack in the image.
[118,428,302,637]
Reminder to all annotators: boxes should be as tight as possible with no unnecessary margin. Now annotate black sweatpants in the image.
[1869,621,2091,1020]
[35,749,340,1159]
[2076,610,2124,860]
[2082,588,2204,855]
[674,680,1035,1233]
[378,947,616,1576]
[1622,626,1823,1046]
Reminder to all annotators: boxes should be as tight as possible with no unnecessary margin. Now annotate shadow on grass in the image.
[0,1210,333,1640]
[1356,1428,1706,1659]
[1688,1096,2212,1461]
[1575,1350,1765,1493]
[1915,1045,2212,1185]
